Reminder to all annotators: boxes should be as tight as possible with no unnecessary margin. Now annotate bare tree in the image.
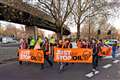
[37,28,45,38]
[81,19,97,39]
[72,0,120,39]
[80,12,120,39]
[4,24,17,37]
[0,23,4,36]
[34,0,76,39]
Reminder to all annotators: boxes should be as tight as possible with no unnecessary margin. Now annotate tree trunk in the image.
[77,23,80,39]
[88,23,91,40]
[60,26,63,39]
[57,32,62,40]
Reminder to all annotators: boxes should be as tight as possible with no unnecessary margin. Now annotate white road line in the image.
[116,53,120,57]
[85,72,94,78]
[113,60,120,63]
[85,71,100,78]
[102,64,112,69]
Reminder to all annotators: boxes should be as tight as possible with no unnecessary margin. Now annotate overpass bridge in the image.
[0,0,70,35]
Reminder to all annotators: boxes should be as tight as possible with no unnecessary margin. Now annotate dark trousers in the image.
[92,54,98,69]
[29,46,34,49]
[41,55,53,69]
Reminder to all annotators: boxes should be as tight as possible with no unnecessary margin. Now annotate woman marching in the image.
[58,38,72,72]
[18,38,28,64]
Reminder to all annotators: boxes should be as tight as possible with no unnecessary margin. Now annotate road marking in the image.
[102,64,112,69]
[85,71,99,78]
[113,60,120,63]
[116,53,120,57]
[85,72,94,78]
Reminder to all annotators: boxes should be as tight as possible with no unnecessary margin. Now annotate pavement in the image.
[0,46,18,63]
[0,43,19,47]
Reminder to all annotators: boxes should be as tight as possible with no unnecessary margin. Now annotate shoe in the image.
[59,64,64,72]
[50,63,53,67]
[65,63,69,66]
[41,65,44,70]
[92,69,96,72]
[112,59,116,61]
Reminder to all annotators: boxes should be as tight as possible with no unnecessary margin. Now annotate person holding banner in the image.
[18,38,28,64]
[19,38,28,49]
[57,39,64,72]
[76,39,82,48]
[57,40,63,48]
[41,37,53,69]
[59,38,72,72]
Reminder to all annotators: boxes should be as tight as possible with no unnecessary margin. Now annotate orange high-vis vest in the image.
[76,41,81,48]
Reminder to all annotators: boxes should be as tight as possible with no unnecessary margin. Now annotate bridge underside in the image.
[0,3,70,35]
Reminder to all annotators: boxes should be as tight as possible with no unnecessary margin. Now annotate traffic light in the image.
[97,29,101,35]
[107,30,111,35]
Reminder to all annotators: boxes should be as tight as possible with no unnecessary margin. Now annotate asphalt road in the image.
[0,55,119,80]
[0,46,120,80]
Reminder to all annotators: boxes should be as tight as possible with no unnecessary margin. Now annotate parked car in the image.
[104,39,119,46]
[2,37,18,44]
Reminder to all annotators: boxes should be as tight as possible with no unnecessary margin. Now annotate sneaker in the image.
[59,64,64,72]
[92,69,96,72]
[112,59,116,61]
[41,67,44,70]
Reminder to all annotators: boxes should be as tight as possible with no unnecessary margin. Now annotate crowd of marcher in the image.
[19,36,118,73]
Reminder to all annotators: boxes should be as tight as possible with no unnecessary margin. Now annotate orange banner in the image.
[98,47,112,56]
[54,48,93,63]
[18,49,44,63]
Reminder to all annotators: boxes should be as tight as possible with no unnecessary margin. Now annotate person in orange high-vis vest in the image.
[76,39,82,48]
